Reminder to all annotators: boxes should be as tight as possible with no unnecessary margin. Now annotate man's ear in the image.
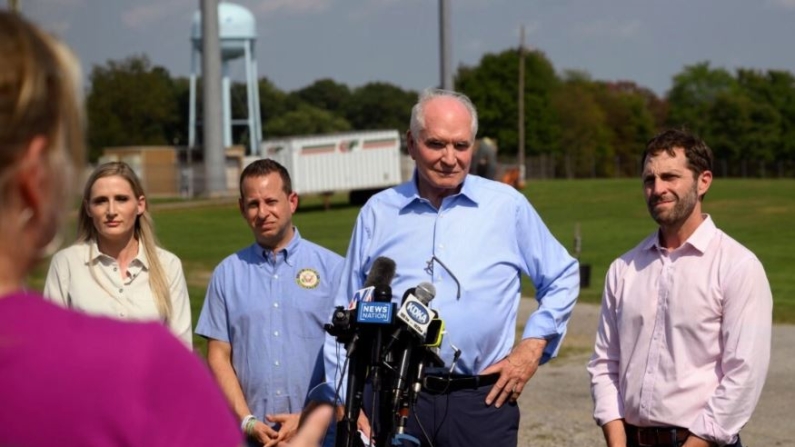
[698,170,713,199]
[406,130,417,161]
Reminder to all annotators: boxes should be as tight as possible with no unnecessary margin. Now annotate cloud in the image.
[766,0,795,9]
[122,0,192,30]
[514,21,541,38]
[576,19,642,39]
[46,0,86,6]
[252,0,332,17]
[44,20,73,35]
[347,0,424,21]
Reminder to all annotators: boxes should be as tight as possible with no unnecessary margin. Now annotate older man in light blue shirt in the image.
[197,159,343,447]
[324,88,579,447]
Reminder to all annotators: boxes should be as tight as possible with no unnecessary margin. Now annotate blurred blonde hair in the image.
[0,11,85,225]
[77,162,173,322]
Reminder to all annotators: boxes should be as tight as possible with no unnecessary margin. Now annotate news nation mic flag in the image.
[348,286,374,309]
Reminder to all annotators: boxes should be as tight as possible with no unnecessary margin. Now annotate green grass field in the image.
[29,179,795,351]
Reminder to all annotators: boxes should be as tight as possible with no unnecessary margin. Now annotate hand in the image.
[247,419,279,446]
[264,413,301,447]
[481,338,546,407]
[356,410,373,442]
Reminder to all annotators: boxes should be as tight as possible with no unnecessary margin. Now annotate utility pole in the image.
[201,0,226,196]
[517,25,526,187]
[439,0,453,90]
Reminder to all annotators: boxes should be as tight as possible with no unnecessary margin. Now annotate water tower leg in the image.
[188,49,198,149]
[244,40,257,156]
[222,63,232,149]
[250,45,263,154]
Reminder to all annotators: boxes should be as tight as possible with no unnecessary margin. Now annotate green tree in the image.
[552,72,612,178]
[293,78,351,115]
[666,62,737,136]
[456,48,561,158]
[736,69,795,164]
[264,104,352,137]
[707,92,780,173]
[86,55,179,161]
[343,82,417,131]
[593,81,657,176]
[259,77,293,135]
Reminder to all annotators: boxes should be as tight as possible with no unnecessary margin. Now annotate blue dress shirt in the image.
[324,174,579,382]
[197,229,344,426]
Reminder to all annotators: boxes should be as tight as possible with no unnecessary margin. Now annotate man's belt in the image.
[422,373,500,394]
[625,424,690,447]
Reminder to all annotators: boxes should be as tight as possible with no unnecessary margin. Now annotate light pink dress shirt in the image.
[588,215,772,446]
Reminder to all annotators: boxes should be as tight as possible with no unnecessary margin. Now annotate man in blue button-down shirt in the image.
[197,159,343,447]
[324,88,579,447]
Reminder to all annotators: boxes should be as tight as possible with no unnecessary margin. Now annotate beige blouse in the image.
[43,240,192,347]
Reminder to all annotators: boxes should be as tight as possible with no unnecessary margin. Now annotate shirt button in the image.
[276,390,282,395]
[273,303,279,308]
[119,312,126,317]
[118,288,123,293]
[113,267,117,271]
[438,244,444,250]
[274,274,279,279]
[273,331,279,336]
[274,360,280,366]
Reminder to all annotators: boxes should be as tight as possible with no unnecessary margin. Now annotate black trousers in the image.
[401,385,520,447]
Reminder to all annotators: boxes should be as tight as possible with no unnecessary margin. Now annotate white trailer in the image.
[246,130,404,204]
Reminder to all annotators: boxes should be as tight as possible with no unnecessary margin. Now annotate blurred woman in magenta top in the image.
[0,11,241,447]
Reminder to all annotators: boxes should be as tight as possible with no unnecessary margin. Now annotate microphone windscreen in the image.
[364,256,397,288]
[415,282,436,305]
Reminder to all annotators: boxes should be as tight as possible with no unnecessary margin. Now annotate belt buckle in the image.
[633,428,655,447]
[422,375,444,393]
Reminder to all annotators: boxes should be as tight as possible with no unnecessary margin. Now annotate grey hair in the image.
[409,88,478,142]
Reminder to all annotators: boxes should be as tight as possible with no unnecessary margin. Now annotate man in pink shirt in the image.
[587,129,772,447]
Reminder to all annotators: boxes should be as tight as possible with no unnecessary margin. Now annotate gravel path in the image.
[515,300,794,447]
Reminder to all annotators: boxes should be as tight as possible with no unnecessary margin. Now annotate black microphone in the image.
[387,282,437,419]
[338,256,397,447]
[363,256,396,289]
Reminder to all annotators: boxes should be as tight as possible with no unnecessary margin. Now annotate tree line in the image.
[86,49,795,177]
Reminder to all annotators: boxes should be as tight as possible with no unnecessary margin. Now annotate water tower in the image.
[189,2,262,155]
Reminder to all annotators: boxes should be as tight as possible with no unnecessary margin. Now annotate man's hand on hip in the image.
[482,337,546,407]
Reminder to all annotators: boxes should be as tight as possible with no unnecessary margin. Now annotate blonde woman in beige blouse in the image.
[44,162,192,346]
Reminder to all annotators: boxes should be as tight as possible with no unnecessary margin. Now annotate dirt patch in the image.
[516,300,794,447]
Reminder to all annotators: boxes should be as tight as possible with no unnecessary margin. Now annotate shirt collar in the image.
[397,169,480,211]
[85,239,149,268]
[256,227,301,266]
[643,214,717,254]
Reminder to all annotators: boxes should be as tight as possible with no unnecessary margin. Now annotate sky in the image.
[20,0,795,98]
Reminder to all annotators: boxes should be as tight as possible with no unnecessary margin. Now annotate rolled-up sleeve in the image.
[516,200,580,363]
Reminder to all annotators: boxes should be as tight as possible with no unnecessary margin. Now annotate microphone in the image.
[355,257,395,325]
[335,256,397,447]
[364,256,396,288]
[396,282,436,339]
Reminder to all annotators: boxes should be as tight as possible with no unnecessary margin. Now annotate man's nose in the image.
[440,145,457,165]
